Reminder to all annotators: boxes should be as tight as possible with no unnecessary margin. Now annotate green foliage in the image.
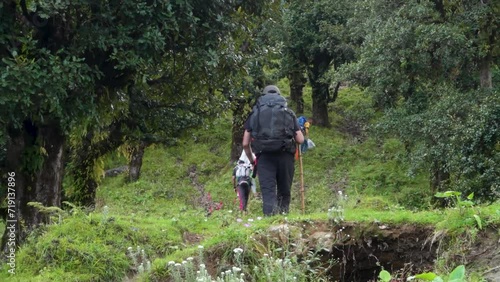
[378,269,391,282]
[10,214,131,281]
[278,0,355,126]
[0,45,97,130]
[408,265,466,282]
[160,222,335,282]
[0,202,193,281]
[381,86,500,201]
[435,191,483,231]
[339,0,500,201]
[434,192,474,212]
[379,265,467,282]
[0,0,272,219]
[20,144,46,175]
[2,0,500,279]
[281,0,354,67]
[2,93,499,281]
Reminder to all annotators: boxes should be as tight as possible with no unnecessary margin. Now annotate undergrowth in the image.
[1,87,499,281]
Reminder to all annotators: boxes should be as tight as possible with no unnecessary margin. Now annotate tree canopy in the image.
[0,0,270,249]
[338,0,499,200]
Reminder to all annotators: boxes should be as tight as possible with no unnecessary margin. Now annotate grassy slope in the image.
[1,87,499,281]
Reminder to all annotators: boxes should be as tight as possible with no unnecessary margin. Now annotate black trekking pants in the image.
[257,152,295,216]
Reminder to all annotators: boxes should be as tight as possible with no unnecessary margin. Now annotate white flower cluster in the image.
[167,246,246,282]
[127,246,151,274]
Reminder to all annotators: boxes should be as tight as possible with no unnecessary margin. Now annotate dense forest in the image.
[0,0,499,281]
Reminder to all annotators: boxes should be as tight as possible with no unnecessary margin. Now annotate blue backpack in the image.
[297,116,307,132]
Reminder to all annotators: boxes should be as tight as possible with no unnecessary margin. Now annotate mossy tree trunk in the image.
[308,54,332,128]
[1,120,65,252]
[67,122,124,207]
[128,141,147,182]
[289,69,306,115]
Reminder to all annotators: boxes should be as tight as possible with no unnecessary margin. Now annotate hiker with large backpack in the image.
[242,85,304,216]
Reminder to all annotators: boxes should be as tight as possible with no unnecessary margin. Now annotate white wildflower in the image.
[138,263,144,273]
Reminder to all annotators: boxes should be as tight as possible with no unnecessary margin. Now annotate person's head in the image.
[263,85,280,95]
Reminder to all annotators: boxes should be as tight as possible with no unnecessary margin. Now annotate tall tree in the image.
[288,66,307,114]
[282,0,354,127]
[340,0,499,200]
[0,0,267,250]
[227,1,283,162]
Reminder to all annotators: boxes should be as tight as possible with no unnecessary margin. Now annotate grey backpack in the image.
[249,93,297,154]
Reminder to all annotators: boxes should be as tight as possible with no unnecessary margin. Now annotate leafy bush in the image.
[12,214,130,281]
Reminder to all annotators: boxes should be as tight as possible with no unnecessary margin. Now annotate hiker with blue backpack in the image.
[297,116,308,153]
[297,116,314,153]
[242,85,304,216]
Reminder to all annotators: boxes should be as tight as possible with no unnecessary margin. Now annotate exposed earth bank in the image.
[203,221,499,282]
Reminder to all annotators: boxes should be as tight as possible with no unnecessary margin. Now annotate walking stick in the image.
[298,144,305,214]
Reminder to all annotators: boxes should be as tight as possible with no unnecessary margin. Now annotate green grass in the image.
[1,86,499,281]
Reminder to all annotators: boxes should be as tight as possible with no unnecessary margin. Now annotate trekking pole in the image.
[298,144,305,214]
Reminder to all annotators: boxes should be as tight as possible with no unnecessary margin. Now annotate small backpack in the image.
[235,163,252,187]
[249,93,297,154]
[297,116,307,132]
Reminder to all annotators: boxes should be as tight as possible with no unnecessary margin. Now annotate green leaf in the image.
[467,192,474,200]
[459,200,474,207]
[378,270,391,282]
[473,214,482,230]
[414,272,438,280]
[448,265,465,281]
[435,191,462,199]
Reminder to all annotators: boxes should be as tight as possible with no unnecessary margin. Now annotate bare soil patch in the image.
[301,221,439,281]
